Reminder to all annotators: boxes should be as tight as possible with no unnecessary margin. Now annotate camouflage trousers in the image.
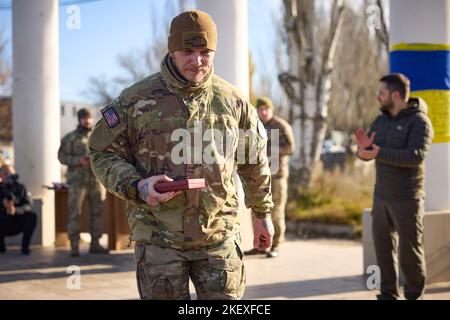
[135,237,246,300]
[67,178,104,242]
[271,175,288,247]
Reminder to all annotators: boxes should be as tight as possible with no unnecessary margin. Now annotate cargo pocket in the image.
[135,243,181,300]
[235,240,244,260]
[234,240,246,298]
[134,243,147,299]
[145,264,180,300]
[208,256,242,295]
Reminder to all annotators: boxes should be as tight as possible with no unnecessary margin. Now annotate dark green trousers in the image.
[371,197,426,300]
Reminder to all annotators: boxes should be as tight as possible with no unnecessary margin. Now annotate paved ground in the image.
[1,238,450,300]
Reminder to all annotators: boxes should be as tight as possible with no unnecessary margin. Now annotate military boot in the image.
[266,245,279,258]
[70,241,80,257]
[89,240,109,254]
[244,248,265,256]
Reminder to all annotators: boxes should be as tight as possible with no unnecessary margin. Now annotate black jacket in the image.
[369,97,434,201]
[0,175,33,215]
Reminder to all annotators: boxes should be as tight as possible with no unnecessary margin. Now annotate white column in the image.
[196,0,253,250]
[12,0,60,246]
[196,0,249,97]
[390,0,450,211]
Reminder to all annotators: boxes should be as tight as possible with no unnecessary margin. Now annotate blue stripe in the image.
[390,50,450,91]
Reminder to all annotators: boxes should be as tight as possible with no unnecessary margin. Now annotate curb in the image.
[286,220,361,240]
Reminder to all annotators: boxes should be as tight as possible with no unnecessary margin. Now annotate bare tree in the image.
[374,0,389,55]
[84,76,115,106]
[279,0,346,191]
[251,4,289,119]
[327,1,388,135]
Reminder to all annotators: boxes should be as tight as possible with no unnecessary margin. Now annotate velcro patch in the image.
[185,36,207,47]
[182,31,208,47]
[102,106,120,128]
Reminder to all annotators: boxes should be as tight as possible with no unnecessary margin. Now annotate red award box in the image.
[154,178,206,193]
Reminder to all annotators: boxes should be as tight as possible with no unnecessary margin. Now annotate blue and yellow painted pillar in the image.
[390,0,450,211]
[391,44,450,144]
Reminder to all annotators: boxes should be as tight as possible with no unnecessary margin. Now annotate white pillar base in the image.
[363,209,450,284]
[425,143,450,211]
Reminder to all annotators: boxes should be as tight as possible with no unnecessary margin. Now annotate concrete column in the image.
[196,0,249,97]
[196,0,253,250]
[12,0,60,246]
[390,0,450,211]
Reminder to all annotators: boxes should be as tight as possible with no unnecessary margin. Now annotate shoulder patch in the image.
[102,106,120,128]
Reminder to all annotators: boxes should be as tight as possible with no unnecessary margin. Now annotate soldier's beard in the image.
[79,124,93,131]
[184,67,210,84]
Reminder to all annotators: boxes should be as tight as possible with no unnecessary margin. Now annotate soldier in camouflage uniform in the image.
[58,108,109,257]
[88,10,274,300]
[255,97,294,258]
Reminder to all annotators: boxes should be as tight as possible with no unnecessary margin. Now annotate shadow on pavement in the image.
[425,286,450,295]
[0,246,136,284]
[243,275,369,299]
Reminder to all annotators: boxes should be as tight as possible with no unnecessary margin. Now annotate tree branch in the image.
[375,0,389,48]
[278,72,302,105]
[298,0,316,82]
[322,0,346,75]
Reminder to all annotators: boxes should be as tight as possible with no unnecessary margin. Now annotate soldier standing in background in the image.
[247,96,294,258]
[58,108,109,257]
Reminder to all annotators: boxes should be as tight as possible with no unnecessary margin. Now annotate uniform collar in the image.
[160,54,213,100]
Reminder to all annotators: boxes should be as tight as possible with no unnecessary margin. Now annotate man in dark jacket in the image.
[0,165,37,255]
[356,73,434,300]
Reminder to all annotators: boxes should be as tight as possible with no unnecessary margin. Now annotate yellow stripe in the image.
[410,90,450,143]
[391,43,450,52]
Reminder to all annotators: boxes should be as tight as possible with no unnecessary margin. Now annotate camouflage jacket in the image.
[88,55,274,250]
[264,115,295,178]
[58,126,96,184]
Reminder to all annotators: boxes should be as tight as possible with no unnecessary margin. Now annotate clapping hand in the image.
[355,128,376,149]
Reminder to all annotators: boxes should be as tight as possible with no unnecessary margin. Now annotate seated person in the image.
[0,165,37,255]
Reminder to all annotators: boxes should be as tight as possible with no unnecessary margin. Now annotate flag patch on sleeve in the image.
[102,106,120,128]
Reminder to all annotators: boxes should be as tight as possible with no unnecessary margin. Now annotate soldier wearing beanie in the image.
[77,108,92,122]
[58,108,108,256]
[248,97,295,258]
[88,10,274,300]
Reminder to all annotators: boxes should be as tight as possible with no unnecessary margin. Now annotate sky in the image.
[0,0,284,105]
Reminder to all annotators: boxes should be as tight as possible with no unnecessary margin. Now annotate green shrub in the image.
[287,160,375,226]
